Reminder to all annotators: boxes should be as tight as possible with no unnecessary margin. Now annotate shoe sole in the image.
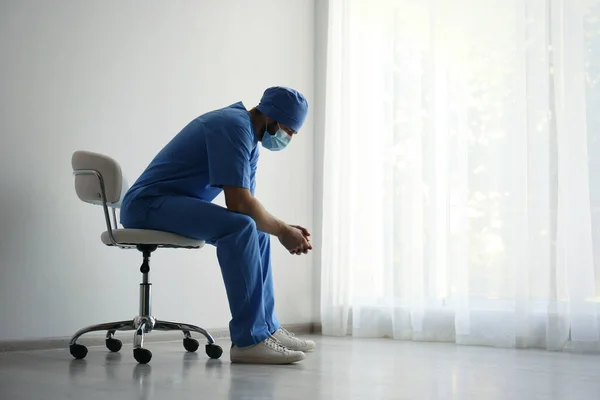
[230,353,306,365]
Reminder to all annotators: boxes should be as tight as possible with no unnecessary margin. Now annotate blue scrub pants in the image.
[121,196,281,347]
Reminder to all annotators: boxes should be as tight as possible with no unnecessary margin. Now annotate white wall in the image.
[0,0,315,341]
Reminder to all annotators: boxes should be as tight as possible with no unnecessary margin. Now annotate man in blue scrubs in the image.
[120,87,315,364]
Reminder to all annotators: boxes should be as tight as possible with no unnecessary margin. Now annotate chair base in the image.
[68,316,223,364]
[68,244,223,364]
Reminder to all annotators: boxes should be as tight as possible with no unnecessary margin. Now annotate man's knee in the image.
[229,212,257,233]
[210,212,257,244]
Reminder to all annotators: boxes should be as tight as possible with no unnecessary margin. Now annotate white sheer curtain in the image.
[320,0,600,350]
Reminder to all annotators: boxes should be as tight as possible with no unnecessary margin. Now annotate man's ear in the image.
[265,118,273,134]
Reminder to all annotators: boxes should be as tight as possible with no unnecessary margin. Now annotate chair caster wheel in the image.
[69,344,88,360]
[106,338,122,353]
[183,337,199,353]
[133,348,152,364]
[206,343,223,359]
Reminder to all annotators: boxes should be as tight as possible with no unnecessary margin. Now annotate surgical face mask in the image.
[262,122,292,151]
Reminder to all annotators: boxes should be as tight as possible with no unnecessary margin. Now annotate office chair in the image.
[69,150,223,364]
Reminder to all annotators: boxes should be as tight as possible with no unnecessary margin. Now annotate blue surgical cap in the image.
[256,86,309,132]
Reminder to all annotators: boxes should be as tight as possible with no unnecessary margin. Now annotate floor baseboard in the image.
[0,322,320,352]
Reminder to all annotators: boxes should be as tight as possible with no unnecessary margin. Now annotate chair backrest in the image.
[71,150,128,207]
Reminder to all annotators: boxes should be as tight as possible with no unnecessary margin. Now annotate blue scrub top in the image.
[120,102,259,224]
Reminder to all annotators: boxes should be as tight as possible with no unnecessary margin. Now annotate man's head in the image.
[252,86,309,151]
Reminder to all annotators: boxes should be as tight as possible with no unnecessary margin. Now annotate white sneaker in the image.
[230,336,306,364]
[272,328,316,352]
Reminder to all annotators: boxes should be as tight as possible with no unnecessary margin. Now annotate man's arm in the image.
[223,186,286,236]
[223,186,312,254]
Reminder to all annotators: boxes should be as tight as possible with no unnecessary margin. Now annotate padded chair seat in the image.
[101,229,204,249]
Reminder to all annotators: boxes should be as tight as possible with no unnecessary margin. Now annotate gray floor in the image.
[1,335,600,400]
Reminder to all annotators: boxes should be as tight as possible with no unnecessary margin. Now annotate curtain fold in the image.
[320,0,600,350]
